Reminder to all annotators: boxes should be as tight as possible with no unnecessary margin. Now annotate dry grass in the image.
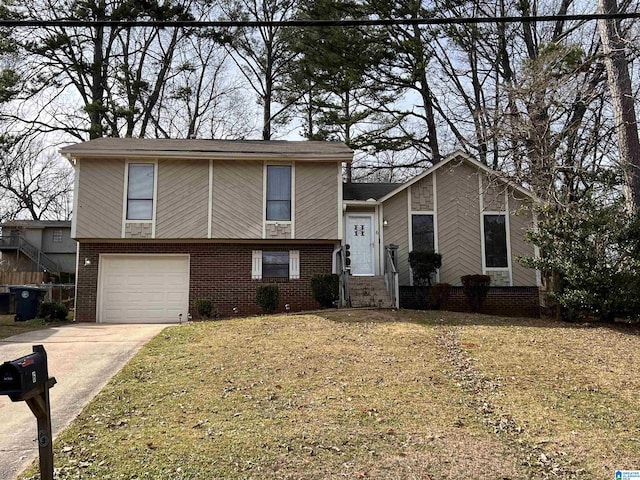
[19,310,640,479]
[0,314,58,340]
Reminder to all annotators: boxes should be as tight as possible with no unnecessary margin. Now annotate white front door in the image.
[346,214,375,275]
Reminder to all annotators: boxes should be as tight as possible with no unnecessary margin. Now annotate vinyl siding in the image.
[382,190,410,285]
[156,159,208,238]
[410,174,433,211]
[436,160,482,285]
[76,158,124,238]
[482,174,507,211]
[510,193,537,285]
[296,163,339,239]
[211,160,263,239]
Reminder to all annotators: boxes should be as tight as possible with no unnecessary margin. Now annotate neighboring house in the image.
[61,139,538,324]
[0,220,76,274]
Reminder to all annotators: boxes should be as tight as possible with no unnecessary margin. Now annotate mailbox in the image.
[0,347,48,400]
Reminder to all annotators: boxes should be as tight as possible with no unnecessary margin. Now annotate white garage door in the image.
[99,255,189,323]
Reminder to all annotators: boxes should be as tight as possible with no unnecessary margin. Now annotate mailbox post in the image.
[0,345,56,480]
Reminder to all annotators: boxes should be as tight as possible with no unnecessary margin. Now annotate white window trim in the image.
[408,210,438,285]
[252,249,300,280]
[480,209,512,285]
[407,175,439,285]
[122,159,158,238]
[262,163,295,238]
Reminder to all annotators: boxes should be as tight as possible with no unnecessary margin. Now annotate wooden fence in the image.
[0,271,45,285]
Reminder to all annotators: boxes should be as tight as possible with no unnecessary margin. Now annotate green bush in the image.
[256,284,280,314]
[195,298,218,320]
[428,283,452,310]
[310,274,339,308]
[461,275,491,312]
[38,301,68,321]
[408,251,442,286]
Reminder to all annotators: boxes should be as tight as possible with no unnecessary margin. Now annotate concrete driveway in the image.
[0,323,169,480]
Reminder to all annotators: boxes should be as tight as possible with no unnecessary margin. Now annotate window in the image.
[483,214,508,268]
[52,230,63,243]
[252,250,300,280]
[266,165,291,221]
[263,251,289,278]
[412,214,434,251]
[127,163,155,220]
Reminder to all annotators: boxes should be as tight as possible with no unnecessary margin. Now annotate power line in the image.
[0,13,639,28]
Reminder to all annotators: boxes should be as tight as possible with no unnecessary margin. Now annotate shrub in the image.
[38,301,68,321]
[195,298,218,320]
[461,275,491,312]
[428,283,452,310]
[256,284,279,313]
[310,274,339,308]
[408,251,442,286]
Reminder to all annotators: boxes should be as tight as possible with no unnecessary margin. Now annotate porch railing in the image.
[334,245,350,307]
[384,244,399,308]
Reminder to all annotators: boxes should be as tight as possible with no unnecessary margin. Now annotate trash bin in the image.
[9,286,47,322]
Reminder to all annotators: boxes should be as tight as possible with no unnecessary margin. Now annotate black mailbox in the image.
[0,347,48,400]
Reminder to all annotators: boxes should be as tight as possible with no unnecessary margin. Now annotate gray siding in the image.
[410,174,434,211]
[296,163,339,239]
[510,193,537,286]
[42,227,75,254]
[156,159,209,238]
[211,160,263,239]
[382,190,410,285]
[76,158,124,238]
[436,160,482,285]
[482,174,507,211]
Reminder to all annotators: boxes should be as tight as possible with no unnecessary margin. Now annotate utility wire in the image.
[0,13,639,28]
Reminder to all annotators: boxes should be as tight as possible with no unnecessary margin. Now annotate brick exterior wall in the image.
[400,285,541,318]
[76,242,335,322]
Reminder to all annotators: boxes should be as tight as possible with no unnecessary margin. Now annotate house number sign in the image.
[353,224,366,236]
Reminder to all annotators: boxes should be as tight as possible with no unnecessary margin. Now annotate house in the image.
[61,139,539,324]
[341,151,540,316]
[0,220,76,275]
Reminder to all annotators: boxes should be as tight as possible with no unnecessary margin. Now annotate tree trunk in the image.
[598,0,640,209]
[90,1,106,139]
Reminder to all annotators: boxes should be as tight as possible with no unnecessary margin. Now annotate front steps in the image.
[348,275,394,308]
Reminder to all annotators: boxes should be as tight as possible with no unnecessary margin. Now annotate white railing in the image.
[384,245,399,308]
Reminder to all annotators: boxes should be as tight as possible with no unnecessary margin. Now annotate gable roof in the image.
[1,220,71,229]
[60,138,353,162]
[378,149,535,203]
[343,182,401,201]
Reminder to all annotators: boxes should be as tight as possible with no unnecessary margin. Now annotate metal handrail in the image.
[0,234,61,273]
[384,245,399,308]
[335,245,350,307]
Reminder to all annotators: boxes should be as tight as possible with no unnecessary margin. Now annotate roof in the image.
[377,149,535,203]
[60,138,353,162]
[343,183,402,201]
[1,220,71,229]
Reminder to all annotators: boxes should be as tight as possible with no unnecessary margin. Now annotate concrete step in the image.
[348,275,394,308]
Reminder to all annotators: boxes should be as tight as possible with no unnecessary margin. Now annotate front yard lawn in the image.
[21,310,640,479]
[0,314,69,340]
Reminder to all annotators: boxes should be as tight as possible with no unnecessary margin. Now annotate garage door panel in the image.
[99,255,189,324]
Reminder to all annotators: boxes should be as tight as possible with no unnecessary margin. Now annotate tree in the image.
[597,0,640,210]
[218,0,297,140]
[287,0,408,181]
[522,180,640,322]
[0,135,72,221]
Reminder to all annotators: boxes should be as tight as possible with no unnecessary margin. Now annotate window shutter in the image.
[289,250,300,280]
[252,250,262,279]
